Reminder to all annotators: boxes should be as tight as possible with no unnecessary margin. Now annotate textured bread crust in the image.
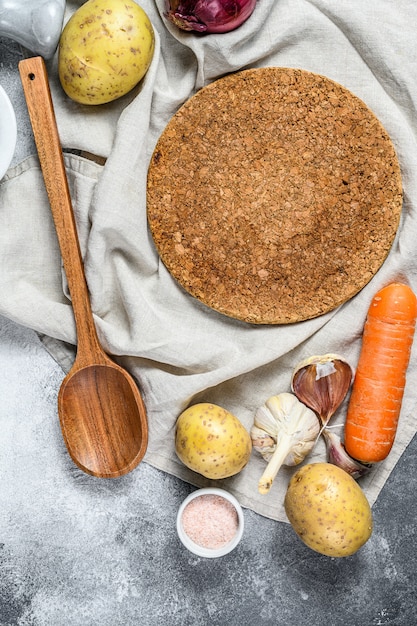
[147,68,402,324]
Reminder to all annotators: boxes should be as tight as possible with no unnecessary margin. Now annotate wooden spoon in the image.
[19,56,148,478]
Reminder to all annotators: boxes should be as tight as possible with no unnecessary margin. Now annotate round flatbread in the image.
[147,67,402,324]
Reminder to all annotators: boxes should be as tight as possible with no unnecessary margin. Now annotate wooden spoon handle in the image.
[19,56,104,362]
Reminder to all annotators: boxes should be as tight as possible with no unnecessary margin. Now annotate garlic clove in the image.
[322,428,373,479]
[291,353,354,427]
[250,425,276,461]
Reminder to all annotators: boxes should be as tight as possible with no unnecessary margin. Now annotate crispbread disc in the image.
[147,68,402,324]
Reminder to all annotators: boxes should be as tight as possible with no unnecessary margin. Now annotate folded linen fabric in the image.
[1,0,417,521]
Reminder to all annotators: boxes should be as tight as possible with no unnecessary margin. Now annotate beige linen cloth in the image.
[1,0,417,522]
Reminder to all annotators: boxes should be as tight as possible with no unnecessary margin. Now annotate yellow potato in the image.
[175,403,252,479]
[284,462,373,557]
[58,0,155,105]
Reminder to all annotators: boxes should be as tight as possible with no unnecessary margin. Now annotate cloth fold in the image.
[1,0,417,521]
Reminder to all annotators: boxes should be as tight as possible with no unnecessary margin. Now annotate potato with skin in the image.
[175,403,252,479]
[284,462,373,557]
[58,0,155,105]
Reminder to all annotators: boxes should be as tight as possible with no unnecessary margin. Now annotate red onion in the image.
[165,0,257,34]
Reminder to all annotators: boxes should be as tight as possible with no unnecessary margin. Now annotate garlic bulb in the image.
[291,353,354,429]
[251,392,320,495]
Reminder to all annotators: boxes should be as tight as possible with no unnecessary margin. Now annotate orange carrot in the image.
[344,282,417,464]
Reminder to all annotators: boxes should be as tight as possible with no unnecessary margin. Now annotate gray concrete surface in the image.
[1,35,416,626]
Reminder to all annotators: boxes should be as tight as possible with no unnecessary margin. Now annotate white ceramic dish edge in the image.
[176,487,244,558]
[0,84,17,180]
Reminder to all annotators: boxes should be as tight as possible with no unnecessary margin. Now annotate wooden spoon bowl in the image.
[59,361,147,477]
[19,56,148,478]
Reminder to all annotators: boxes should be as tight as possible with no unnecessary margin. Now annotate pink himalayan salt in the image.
[181,494,239,549]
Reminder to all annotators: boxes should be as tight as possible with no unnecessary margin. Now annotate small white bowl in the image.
[176,487,244,558]
[0,84,17,180]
